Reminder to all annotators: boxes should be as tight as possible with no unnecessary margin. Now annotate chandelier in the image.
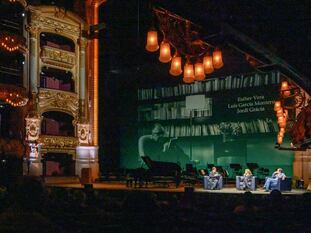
[0,32,23,52]
[145,7,224,84]
[0,85,28,107]
[274,80,308,149]
[5,0,26,5]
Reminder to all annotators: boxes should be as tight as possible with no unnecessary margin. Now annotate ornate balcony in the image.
[40,45,76,69]
[38,88,78,119]
[38,135,78,149]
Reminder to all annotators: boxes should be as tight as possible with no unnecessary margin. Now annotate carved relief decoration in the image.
[54,7,66,19]
[77,123,91,145]
[41,46,76,69]
[78,38,88,50]
[38,90,78,119]
[25,25,41,38]
[29,8,80,38]
[38,135,78,149]
[25,116,42,142]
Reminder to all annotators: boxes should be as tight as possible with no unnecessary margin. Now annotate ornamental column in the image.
[77,36,91,145]
[79,37,87,117]
[26,25,39,95]
[24,24,42,176]
[76,36,98,182]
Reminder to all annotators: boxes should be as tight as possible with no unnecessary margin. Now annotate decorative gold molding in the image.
[25,25,40,38]
[77,123,91,145]
[28,7,80,37]
[54,7,66,19]
[79,38,88,50]
[41,46,76,69]
[38,135,78,149]
[25,116,42,142]
[38,89,78,119]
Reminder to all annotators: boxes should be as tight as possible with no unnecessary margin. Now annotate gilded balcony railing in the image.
[41,45,76,69]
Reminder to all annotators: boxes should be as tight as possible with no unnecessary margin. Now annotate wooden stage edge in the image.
[46,182,308,195]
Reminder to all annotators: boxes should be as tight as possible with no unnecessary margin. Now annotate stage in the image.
[46,181,308,195]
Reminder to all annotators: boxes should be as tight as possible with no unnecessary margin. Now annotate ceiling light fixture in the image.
[146,7,224,83]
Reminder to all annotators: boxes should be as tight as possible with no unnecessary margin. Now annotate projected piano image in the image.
[138,123,190,168]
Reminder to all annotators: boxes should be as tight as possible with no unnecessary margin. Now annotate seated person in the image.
[238,169,254,190]
[205,166,221,190]
[263,168,286,192]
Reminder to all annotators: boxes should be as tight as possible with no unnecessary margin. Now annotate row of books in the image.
[138,99,212,121]
[138,107,212,121]
[138,71,280,100]
[138,118,278,137]
[41,76,72,91]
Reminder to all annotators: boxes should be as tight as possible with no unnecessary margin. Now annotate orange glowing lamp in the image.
[169,54,182,76]
[183,62,195,84]
[159,40,172,63]
[145,30,159,52]
[194,62,205,81]
[274,101,282,111]
[212,48,223,69]
[203,54,214,74]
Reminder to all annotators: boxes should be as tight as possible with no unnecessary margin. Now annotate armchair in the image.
[236,176,256,191]
[203,175,223,190]
[264,177,292,191]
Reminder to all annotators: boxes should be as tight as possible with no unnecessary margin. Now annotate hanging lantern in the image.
[145,30,159,52]
[169,54,182,76]
[145,8,226,81]
[280,127,286,134]
[274,101,282,111]
[203,54,214,74]
[276,108,284,117]
[278,130,284,137]
[281,81,289,91]
[279,119,286,128]
[281,81,290,97]
[159,40,171,63]
[183,62,195,84]
[277,134,283,144]
[194,62,205,81]
[277,116,285,124]
[212,48,223,69]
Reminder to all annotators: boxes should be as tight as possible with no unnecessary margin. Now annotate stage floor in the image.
[47,181,308,195]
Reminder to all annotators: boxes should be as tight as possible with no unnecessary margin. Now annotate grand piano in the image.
[141,156,181,187]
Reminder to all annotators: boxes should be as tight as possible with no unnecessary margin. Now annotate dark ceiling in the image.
[26,0,310,81]
[96,0,310,169]
[99,0,311,85]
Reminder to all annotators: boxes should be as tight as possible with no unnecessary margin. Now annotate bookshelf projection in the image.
[138,118,278,138]
[120,70,296,172]
[137,71,280,138]
[138,71,280,101]
[138,98,212,122]
[120,70,295,172]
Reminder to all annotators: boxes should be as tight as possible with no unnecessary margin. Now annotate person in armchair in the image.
[204,166,222,190]
[238,169,254,190]
[263,168,286,192]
